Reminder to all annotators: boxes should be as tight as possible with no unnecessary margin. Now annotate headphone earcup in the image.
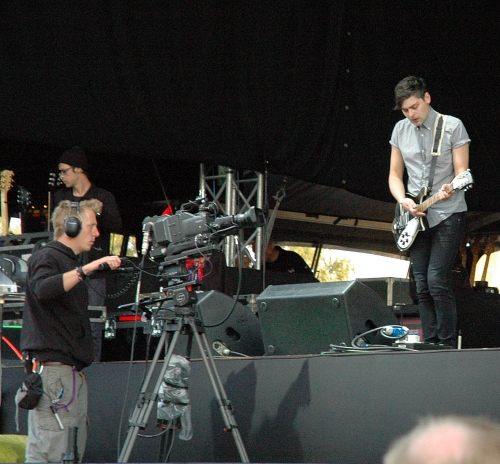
[64,216,82,238]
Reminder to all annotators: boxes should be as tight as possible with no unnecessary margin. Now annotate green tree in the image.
[319,255,355,282]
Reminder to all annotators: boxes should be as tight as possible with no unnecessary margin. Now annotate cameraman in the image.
[20,199,121,463]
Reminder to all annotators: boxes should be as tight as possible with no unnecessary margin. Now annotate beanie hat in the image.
[58,147,89,171]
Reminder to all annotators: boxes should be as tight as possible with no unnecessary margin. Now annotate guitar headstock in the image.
[451,169,474,192]
[483,235,497,256]
[1,170,14,194]
[17,186,32,212]
[48,171,63,190]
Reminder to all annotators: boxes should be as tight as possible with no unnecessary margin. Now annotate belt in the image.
[42,362,69,367]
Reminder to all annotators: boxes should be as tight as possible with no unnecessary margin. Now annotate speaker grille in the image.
[257,280,397,355]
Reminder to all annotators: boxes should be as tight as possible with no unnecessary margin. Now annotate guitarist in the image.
[388,76,470,349]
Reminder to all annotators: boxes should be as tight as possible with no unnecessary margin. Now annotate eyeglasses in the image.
[59,167,73,177]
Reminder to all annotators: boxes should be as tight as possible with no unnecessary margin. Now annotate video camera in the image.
[143,196,265,260]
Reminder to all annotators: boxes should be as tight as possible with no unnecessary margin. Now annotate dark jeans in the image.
[410,212,466,348]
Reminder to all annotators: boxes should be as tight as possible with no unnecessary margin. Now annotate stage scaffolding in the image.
[199,164,265,270]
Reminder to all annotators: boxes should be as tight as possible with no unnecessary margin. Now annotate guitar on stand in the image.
[469,234,483,288]
[474,235,498,293]
[47,171,62,231]
[0,170,14,236]
[16,186,32,234]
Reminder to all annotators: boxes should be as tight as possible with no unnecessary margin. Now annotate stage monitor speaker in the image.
[256,280,398,355]
[172,290,265,358]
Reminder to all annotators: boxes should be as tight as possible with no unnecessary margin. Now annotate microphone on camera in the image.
[141,219,153,255]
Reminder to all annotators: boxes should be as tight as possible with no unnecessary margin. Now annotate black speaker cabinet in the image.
[357,277,414,306]
[456,288,500,348]
[256,280,398,355]
[171,290,265,358]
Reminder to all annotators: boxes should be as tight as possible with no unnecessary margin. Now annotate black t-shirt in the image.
[265,246,317,280]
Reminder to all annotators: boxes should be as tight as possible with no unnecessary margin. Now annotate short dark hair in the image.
[394,76,427,110]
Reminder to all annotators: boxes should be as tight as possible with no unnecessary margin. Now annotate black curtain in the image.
[1,1,499,213]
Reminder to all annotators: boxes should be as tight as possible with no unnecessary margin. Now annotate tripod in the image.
[118,287,250,463]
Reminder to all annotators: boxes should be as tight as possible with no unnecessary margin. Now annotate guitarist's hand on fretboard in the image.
[438,183,454,201]
[399,197,426,217]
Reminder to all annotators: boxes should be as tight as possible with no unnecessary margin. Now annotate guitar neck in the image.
[1,191,8,235]
[480,236,497,282]
[47,191,53,231]
[417,188,452,213]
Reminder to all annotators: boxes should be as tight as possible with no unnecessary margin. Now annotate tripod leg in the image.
[118,322,183,463]
[158,419,176,462]
[190,321,250,462]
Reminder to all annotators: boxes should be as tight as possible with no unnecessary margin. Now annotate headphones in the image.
[64,201,82,237]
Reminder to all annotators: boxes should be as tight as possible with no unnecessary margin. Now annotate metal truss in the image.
[199,164,265,269]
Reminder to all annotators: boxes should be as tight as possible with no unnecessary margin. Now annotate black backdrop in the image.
[1,1,499,232]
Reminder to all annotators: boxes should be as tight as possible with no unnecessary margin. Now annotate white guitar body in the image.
[392,170,474,252]
[394,216,424,251]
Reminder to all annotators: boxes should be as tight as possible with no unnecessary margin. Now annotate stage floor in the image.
[2,348,500,463]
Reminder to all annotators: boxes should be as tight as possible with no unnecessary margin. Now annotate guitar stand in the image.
[118,303,250,463]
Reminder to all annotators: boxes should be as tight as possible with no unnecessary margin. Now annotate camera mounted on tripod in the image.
[119,194,259,462]
[144,194,265,264]
[142,194,265,301]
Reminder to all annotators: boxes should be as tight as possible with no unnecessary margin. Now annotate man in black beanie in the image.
[54,147,123,361]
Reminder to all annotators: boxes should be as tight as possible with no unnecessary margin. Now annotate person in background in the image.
[21,199,122,463]
[383,415,500,464]
[54,147,122,361]
[265,238,318,281]
[388,76,470,348]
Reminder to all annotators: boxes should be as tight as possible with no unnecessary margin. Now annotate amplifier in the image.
[357,277,414,306]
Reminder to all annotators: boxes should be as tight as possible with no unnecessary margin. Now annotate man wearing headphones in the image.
[20,199,122,463]
[54,147,123,361]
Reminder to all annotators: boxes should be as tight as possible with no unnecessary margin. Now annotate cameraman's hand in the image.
[83,256,122,274]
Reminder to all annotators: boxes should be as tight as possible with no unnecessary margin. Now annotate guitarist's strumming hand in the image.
[399,197,426,217]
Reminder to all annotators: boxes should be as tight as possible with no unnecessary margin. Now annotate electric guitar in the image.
[476,235,497,289]
[47,171,62,231]
[469,234,483,287]
[16,185,32,234]
[0,170,14,236]
[393,169,474,251]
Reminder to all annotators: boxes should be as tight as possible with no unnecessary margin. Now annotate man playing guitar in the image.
[388,76,470,349]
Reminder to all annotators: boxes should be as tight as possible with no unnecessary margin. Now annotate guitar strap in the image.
[427,114,447,190]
